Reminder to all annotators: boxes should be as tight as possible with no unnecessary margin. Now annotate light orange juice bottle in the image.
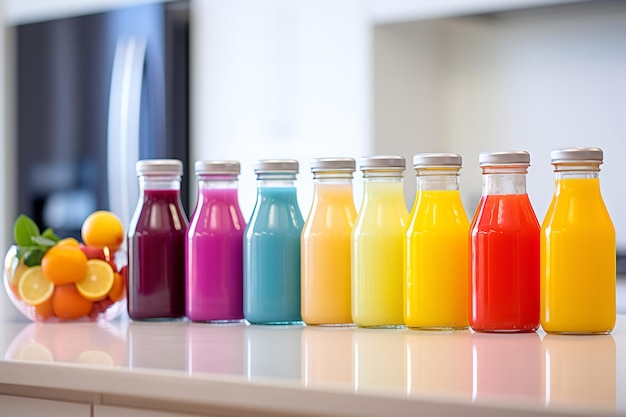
[301,158,357,325]
[405,153,470,330]
[352,156,408,328]
[541,147,616,334]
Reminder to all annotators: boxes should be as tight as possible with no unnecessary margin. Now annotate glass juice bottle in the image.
[541,147,615,334]
[405,153,470,330]
[127,159,189,320]
[244,159,304,324]
[186,160,245,322]
[301,157,357,325]
[352,155,408,328]
[470,151,540,332]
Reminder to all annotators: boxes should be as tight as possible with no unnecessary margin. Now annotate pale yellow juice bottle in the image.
[352,156,408,328]
[541,147,616,334]
[301,158,357,325]
[405,153,470,330]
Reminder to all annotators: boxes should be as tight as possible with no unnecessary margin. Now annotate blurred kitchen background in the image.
[1,0,625,320]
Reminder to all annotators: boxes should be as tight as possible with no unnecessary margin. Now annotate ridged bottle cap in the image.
[359,155,406,171]
[550,147,603,164]
[479,151,530,166]
[310,157,356,172]
[254,159,299,174]
[136,159,183,176]
[195,160,241,175]
[413,153,462,168]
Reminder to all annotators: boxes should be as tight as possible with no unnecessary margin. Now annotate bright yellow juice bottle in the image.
[301,158,357,325]
[405,153,470,330]
[352,156,408,328]
[541,147,616,334]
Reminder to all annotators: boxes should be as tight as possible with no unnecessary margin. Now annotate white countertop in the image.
[1,315,625,416]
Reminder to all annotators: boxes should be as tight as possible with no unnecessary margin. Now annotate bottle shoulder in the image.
[408,193,470,232]
[471,193,539,231]
[543,184,614,230]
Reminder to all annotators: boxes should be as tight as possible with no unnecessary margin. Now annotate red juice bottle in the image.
[186,160,245,322]
[470,151,540,332]
[128,159,189,320]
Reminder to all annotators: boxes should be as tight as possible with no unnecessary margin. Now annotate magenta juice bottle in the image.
[186,160,245,322]
[128,159,189,320]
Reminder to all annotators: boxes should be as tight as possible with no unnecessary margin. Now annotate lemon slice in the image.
[76,350,114,366]
[18,266,54,306]
[18,342,54,362]
[75,259,115,301]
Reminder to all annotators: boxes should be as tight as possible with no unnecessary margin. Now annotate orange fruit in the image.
[33,296,55,321]
[18,266,55,306]
[108,272,126,302]
[52,284,93,320]
[41,245,88,285]
[57,237,80,247]
[8,283,20,300]
[75,259,115,301]
[81,211,124,252]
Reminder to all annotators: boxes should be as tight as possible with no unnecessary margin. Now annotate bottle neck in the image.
[139,175,182,193]
[197,174,239,190]
[415,169,460,191]
[311,174,354,206]
[481,166,528,195]
[362,171,404,200]
[256,173,297,188]
[554,163,601,180]
[362,170,404,183]
[313,171,353,182]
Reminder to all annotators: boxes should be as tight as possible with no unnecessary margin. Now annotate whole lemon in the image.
[81,211,124,252]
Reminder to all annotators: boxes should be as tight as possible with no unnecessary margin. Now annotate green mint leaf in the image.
[13,215,40,246]
[31,236,57,247]
[41,228,61,243]
[23,248,46,267]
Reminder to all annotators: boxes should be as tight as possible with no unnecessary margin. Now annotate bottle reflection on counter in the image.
[353,328,407,392]
[186,322,246,376]
[542,334,615,411]
[471,332,542,403]
[244,325,303,380]
[127,322,188,371]
[405,330,472,398]
[301,326,355,388]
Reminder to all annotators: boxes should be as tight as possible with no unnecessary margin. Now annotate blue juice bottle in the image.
[244,159,305,324]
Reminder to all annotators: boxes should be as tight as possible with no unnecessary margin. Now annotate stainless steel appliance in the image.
[16,0,190,238]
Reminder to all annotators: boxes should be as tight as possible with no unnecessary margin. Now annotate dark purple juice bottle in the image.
[128,159,189,320]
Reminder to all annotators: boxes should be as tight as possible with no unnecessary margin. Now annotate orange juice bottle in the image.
[301,158,357,325]
[405,153,470,330]
[541,147,616,334]
[352,156,408,328]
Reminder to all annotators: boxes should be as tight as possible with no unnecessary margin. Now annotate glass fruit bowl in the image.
[4,244,127,322]
[4,211,127,323]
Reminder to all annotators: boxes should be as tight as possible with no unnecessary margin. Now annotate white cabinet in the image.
[0,395,90,417]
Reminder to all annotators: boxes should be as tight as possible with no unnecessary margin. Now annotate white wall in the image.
[0,2,7,249]
[373,1,626,250]
[190,0,371,219]
[1,1,24,323]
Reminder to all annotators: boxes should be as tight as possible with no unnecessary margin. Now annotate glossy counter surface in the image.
[1,315,625,416]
